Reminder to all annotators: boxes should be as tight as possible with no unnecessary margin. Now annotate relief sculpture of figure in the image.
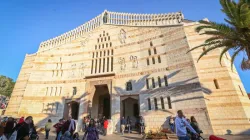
[118,57,126,70]
[130,55,138,68]
[79,63,86,77]
[118,29,126,44]
[80,34,91,51]
[69,64,76,78]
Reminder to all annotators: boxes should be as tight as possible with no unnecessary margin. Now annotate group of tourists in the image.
[0,116,38,140]
[169,110,203,140]
[120,116,146,135]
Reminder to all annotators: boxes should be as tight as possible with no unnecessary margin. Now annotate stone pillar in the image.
[111,94,120,133]
[76,97,85,132]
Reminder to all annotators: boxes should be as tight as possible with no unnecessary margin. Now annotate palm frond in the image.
[231,47,243,70]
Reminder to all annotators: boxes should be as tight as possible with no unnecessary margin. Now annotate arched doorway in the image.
[63,100,80,120]
[91,85,111,119]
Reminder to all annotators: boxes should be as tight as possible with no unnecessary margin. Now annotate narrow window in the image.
[203,47,207,55]
[105,37,106,41]
[108,50,110,56]
[154,98,158,110]
[106,43,108,48]
[107,57,109,72]
[147,58,150,65]
[239,85,244,96]
[56,70,59,76]
[100,34,101,37]
[158,56,161,63]
[103,58,105,72]
[148,98,151,110]
[108,36,110,40]
[95,59,98,73]
[92,52,94,58]
[110,42,112,47]
[60,57,62,62]
[73,87,77,95]
[99,45,101,49]
[146,79,149,89]
[55,87,57,96]
[91,60,94,74]
[111,57,113,71]
[158,76,162,87]
[150,41,153,46]
[106,33,109,36]
[154,48,157,54]
[52,70,54,77]
[95,45,97,50]
[152,57,155,64]
[148,49,151,55]
[46,87,48,96]
[214,79,219,89]
[102,44,104,48]
[101,38,103,42]
[61,70,63,77]
[167,96,172,109]
[111,49,113,55]
[99,58,101,73]
[59,87,62,96]
[96,52,98,57]
[50,87,53,96]
[97,38,99,43]
[104,51,106,56]
[161,97,165,109]
[100,51,102,57]
[152,77,155,88]
[60,63,62,69]
[126,82,133,91]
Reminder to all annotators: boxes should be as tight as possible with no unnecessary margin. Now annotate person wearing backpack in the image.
[45,119,52,139]
[11,116,33,140]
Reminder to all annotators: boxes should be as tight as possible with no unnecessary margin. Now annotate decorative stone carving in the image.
[69,64,76,78]
[79,63,86,77]
[118,57,126,70]
[118,29,126,44]
[130,55,138,68]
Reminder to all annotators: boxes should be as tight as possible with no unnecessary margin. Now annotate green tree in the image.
[188,0,250,70]
[0,75,15,97]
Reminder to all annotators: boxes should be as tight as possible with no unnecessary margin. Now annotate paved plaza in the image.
[38,131,250,140]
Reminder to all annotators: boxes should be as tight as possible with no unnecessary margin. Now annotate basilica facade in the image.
[5,10,250,135]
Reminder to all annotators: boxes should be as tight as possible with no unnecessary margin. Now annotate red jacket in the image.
[104,120,108,129]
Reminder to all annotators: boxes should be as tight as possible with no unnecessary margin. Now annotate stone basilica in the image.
[5,10,250,135]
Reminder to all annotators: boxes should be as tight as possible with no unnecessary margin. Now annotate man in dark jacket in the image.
[12,116,33,140]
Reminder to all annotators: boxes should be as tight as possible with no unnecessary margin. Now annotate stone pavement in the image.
[38,131,250,140]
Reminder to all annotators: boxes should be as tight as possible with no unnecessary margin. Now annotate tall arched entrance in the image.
[63,100,80,120]
[91,84,111,119]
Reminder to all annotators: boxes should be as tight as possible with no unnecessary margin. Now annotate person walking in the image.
[11,116,33,140]
[175,110,198,140]
[4,117,15,139]
[82,117,87,132]
[126,116,132,133]
[120,117,126,135]
[190,116,202,140]
[169,116,175,133]
[103,119,108,136]
[139,116,145,135]
[54,119,64,140]
[45,119,52,139]
[82,119,99,140]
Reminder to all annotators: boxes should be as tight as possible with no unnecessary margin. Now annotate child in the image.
[103,119,108,136]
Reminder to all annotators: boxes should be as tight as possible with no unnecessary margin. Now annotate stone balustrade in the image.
[38,10,184,52]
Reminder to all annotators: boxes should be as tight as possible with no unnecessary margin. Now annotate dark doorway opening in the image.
[92,85,111,119]
[71,102,79,120]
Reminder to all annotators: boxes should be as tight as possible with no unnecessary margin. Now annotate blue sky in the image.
[0,0,249,92]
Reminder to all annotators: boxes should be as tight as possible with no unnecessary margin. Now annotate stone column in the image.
[76,97,85,132]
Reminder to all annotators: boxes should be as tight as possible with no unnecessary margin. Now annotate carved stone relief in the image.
[79,63,87,77]
[118,29,126,44]
[118,57,126,71]
[130,55,138,68]
[42,102,59,114]
[68,64,77,78]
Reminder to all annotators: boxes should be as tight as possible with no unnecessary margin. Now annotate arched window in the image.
[158,56,161,63]
[167,96,172,109]
[126,81,132,91]
[147,58,150,65]
[161,97,165,109]
[154,48,157,54]
[158,76,162,87]
[150,41,153,46]
[146,79,149,89]
[213,79,219,89]
[152,77,155,88]
[154,98,158,110]
[148,98,151,110]
[164,76,168,86]
[152,57,155,64]
[148,49,151,55]
[73,87,77,95]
